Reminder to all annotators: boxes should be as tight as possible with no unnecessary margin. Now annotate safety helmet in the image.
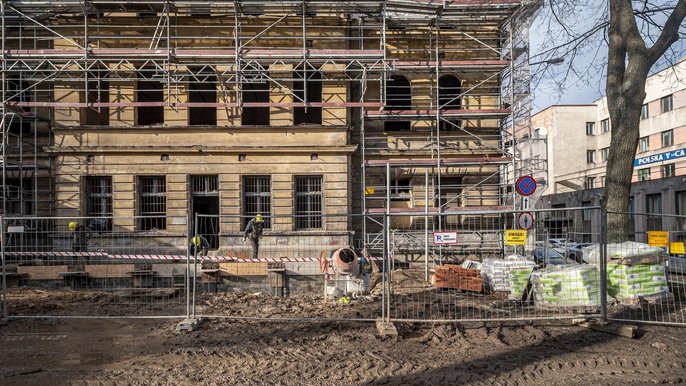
[256,214,263,222]
[192,236,202,246]
[68,222,77,231]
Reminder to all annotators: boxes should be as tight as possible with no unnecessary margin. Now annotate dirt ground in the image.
[1,312,686,385]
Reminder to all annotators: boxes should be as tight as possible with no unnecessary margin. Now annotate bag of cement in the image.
[607,262,670,301]
[584,242,665,265]
[530,265,601,308]
[508,266,534,301]
[461,259,482,270]
[481,256,536,293]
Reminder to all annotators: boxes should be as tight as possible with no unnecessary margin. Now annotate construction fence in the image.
[0,209,684,327]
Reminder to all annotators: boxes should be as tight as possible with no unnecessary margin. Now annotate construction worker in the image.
[69,221,92,253]
[189,234,210,257]
[243,213,264,259]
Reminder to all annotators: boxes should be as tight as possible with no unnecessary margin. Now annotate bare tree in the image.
[532,0,686,242]
[604,0,686,241]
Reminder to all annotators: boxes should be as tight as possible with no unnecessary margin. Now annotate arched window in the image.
[188,66,217,126]
[385,75,411,131]
[438,75,461,130]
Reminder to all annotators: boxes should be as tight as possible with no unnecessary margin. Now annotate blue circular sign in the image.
[516,175,536,196]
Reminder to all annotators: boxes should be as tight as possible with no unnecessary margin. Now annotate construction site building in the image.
[1,1,539,257]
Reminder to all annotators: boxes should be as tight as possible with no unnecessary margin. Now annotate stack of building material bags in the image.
[508,266,535,300]
[481,256,536,293]
[530,265,601,308]
[607,262,670,302]
[585,241,671,303]
[431,264,484,292]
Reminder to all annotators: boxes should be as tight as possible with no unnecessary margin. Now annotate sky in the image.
[528,1,686,113]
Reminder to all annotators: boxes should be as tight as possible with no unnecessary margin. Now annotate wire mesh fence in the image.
[386,207,604,322]
[0,216,189,318]
[189,213,383,321]
[0,210,685,328]
[604,211,686,326]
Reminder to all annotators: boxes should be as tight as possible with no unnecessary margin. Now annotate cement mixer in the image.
[324,247,371,298]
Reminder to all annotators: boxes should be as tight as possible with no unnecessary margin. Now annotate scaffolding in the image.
[1,0,541,255]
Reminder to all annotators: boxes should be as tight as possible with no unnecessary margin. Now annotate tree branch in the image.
[647,0,686,64]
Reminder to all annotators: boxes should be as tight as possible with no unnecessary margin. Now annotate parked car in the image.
[532,247,579,267]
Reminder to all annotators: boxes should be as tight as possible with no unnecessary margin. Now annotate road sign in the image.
[517,212,534,230]
[516,175,537,196]
[433,232,458,244]
[522,196,531,210]
[505,230,527,245]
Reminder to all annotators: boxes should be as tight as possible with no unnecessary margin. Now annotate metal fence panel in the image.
[605,211,686,326]
[190,213,384,321]
[1,216,189,318]
[386,208,604,322]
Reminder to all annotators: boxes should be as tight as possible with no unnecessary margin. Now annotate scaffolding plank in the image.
[365,157,512,167]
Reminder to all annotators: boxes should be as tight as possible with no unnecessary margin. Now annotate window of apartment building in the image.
[241,81,270,125]
[676,191,686,215]
[641,103,649,120]
[661,94,673,113]
[293,64,322,125]
[581,200,593,242]
[600,175,605,187]
[639,136,649,152]
[584,176,596,190]
[662,129,674,147]
[646,193,662,230]
[586,150,595,163]
[188,67,217,126]
[136,69,164,125]
[138,176,166,230]
[81,69,109,126]
[661,163,676,178]
[601,147,609,162]
[585,122,595,136]
[243,176,271,228]
[600,118,610,133]
[637,168,650,181]
[5,178,33,215]
[385,75,411,131]
[438,75,462,130]
[294,176,323,230]
[86,177,113,230]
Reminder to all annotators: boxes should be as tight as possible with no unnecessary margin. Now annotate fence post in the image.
[382,213,388,322]
[600,208,608,323]
[1,216,7,319]
[192,212,199,319]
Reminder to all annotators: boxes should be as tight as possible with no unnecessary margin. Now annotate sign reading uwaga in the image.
[634,148,686,167]
[433,232,457,244]
[505,230,527,246]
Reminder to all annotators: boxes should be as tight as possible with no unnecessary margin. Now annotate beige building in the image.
[2,1,540,256]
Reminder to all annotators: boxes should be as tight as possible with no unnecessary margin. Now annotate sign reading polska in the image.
[634,148,686,167]
[433,232,458,244]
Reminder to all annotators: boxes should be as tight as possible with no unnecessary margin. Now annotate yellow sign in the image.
[670,242,685,254]
[505,230,527,246]
[365,187,375,195]
[648,231,669,247]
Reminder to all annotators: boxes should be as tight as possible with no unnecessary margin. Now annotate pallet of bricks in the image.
[431,264,483,292]
[605,242,673,305]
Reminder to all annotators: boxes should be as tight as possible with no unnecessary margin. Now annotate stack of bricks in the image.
[431,264,483,293]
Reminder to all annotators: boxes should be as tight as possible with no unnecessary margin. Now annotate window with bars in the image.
[138,176,166,230]
[294,176,323,230]
[190,175,218,195]
[86,177,113,230]
[243,176,271,228]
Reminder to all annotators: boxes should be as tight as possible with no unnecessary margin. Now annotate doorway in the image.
[190,175,220,249]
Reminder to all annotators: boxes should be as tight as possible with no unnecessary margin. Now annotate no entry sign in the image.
[516,175,537,196]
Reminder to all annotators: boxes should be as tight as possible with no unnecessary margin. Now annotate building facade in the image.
[2,1,539,257]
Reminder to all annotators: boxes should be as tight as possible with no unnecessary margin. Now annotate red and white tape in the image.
[4,251,382,262]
